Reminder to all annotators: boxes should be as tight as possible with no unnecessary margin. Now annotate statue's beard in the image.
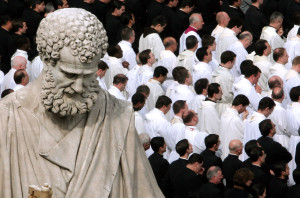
[40,69,100,117]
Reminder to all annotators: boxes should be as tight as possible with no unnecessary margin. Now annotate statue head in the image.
[36,8,108,117]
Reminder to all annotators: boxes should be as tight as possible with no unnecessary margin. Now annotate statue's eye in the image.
[65,73,78,79]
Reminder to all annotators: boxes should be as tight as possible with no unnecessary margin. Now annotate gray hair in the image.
[206,166,221,181]
[189,13,201,25]
[139,133,150,145]
[270,11,284,23]
[36,8,108,66]
[239,31,252,41]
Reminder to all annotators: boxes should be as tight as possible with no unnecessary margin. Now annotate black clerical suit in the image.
[223,154,242,189]
[285,183,300,198]
[162,158,188,197]
[160,5,175,39]
[92,1,110,25]
[249,164,269,187]
[268,177,289,198]
[147,0,164,25]
[200,149,223,183]
[0,27,13,74]
[225,187,252,198]
[172,166,203,198]
[148,152,169,190]
[199,182,223,198]
[22,8,43,42]
[244,5,268,42]
[223,6,245,19]
[171,9,189,40]
[257,136,292,166]
[105,13,121,45]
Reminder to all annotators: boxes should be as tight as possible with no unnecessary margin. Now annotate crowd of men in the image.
[1,0,300,197]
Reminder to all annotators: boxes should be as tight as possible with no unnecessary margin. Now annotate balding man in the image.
[13,69,29,91]
[179,13,204,53]
[227,31,253,77]
[270,48,289,80]
[1,56,27,93]
[223,140,243,189]
[157,37,178,88]
[211,12,230,43]
[269,87,289,149]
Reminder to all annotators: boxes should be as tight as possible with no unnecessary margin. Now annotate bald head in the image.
[272,86,284,101]
[11,56,27,70]
[163,37,177,52]
[229,140,243,155]
[216,12,230,27]
[268,75,283,89]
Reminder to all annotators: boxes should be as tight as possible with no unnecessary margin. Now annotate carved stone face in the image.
[37,8,108,116]
[41,47,100,117]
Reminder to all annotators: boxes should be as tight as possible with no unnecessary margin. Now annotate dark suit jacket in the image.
[225,187,252,198]
[244,5,268,42]
[199,182,223,198]
[268,177,288,198]
[0,28,13,74]
[172,166,203,198]
[160,5,175,39]
[22,8,43,42]
[105,13,121,45]
[162,158,188,197]
[147,0,164,26]
[257,136,292,166]
[171,10,189,40]
[92,1,110,24]
[223,154,242,189]
[223,6,245,19]
[249,164,269,187]
[285,184,300,198]
[200,149,223,183]
[148,152,169,189]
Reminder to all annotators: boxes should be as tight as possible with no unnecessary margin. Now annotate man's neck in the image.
[208,148,216,152]
[207,97,216,102]
[252,161,262,167]
[181,153,189,159]
[1,25,10,32]
[273,98,283,103]
[252,2,260,8]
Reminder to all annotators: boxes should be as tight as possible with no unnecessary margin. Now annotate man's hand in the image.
[243,110,249,120]
[198,167,205,175]
[277,27,284,37]
[255,84,262,94]
[122,61,129,69]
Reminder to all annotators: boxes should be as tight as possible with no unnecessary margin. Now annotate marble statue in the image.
[0,8,163,198]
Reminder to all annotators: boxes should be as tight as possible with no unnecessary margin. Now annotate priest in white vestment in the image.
[284,32,300,70]
[177,35,198,72]
[126,55,142,98]
[139,16,166,62]
[192,47,213,84]
[102,45,128,88]
[233,65,262,113]
[136,50,155,85]
[259,12,284,62]
[212,51,236,116]
[252,40,272,96]
[190,78,209,115]
[227,31,253,77]
[170,69,195,108]
[286,86,300,185]
[284,58,300,104]
[183,110,208,154]
[132,92,147,135]
[144,95,173,158]
[108,74,128,100]
[215,17,243,62]
[287,23,300,41]
[269,48,289,80]
[96,60,109,90]
[242,97,275,160]
[118,27,137,70]
[145,66,168,112]
[1,56,27,92]
[157,37,178,89]
[199,83,223,134]
[211,12,230,43]
[268,87,290,149]
[202,35,219,71]
[168,100,188,163]
[220,95,250,160]
[179,13,204,53]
